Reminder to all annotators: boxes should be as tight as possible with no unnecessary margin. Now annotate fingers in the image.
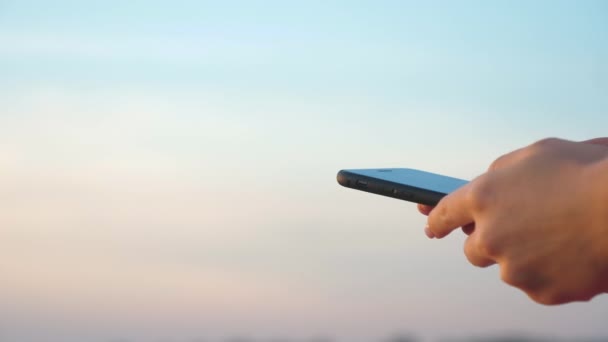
[462,223,475,235]
[581,137,608,146]
[464,233,496,267]
[417,203,433,216]
[427,182,476,238]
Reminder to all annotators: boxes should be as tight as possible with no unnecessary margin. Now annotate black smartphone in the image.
[337,168,468,206]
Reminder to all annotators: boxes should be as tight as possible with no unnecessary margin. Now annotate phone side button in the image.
[393,189,414,200]
[355,180,368,188]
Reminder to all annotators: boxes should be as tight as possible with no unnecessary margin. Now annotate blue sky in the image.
[1,1,607,341]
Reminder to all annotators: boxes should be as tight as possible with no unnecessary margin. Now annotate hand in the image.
[419,138,608,305]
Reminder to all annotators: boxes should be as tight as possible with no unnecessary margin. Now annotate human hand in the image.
[419,138,608,305]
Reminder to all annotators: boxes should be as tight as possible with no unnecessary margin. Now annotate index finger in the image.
[427,182,475,238]
[417,203,433,216]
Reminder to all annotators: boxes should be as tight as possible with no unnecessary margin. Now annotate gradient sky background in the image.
[1,1,608,341]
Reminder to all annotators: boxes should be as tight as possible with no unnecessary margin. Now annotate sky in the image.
[0,1,608,341]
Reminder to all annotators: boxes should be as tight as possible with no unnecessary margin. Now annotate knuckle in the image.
[435,202,449,223]
[467,177,494,212]
[527,291,553,305]
[499,263,524,288]
[477,231,501,258]
[518,139,549,161]
[463,239,478,265]
[529,137,562,152]
[464,236,494,268]
[488,153,511,171]
[529,290,570,306]
[533,137,560,146]
[429,204,449,236]
[464,255,482,267]
[464,249,487,268]
[501,263,544,291]
[430,202,458,238]
[488,156,503,171]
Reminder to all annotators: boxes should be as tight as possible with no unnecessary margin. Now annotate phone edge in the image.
[336,169,446,206]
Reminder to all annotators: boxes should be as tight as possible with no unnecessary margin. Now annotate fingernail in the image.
[424,225,435,239]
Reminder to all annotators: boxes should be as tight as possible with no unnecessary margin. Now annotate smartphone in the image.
[337,168,468,206]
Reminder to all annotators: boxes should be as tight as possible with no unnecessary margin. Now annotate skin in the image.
[419,138,608,305]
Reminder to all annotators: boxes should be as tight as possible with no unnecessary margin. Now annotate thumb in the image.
[581,137,608,146]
